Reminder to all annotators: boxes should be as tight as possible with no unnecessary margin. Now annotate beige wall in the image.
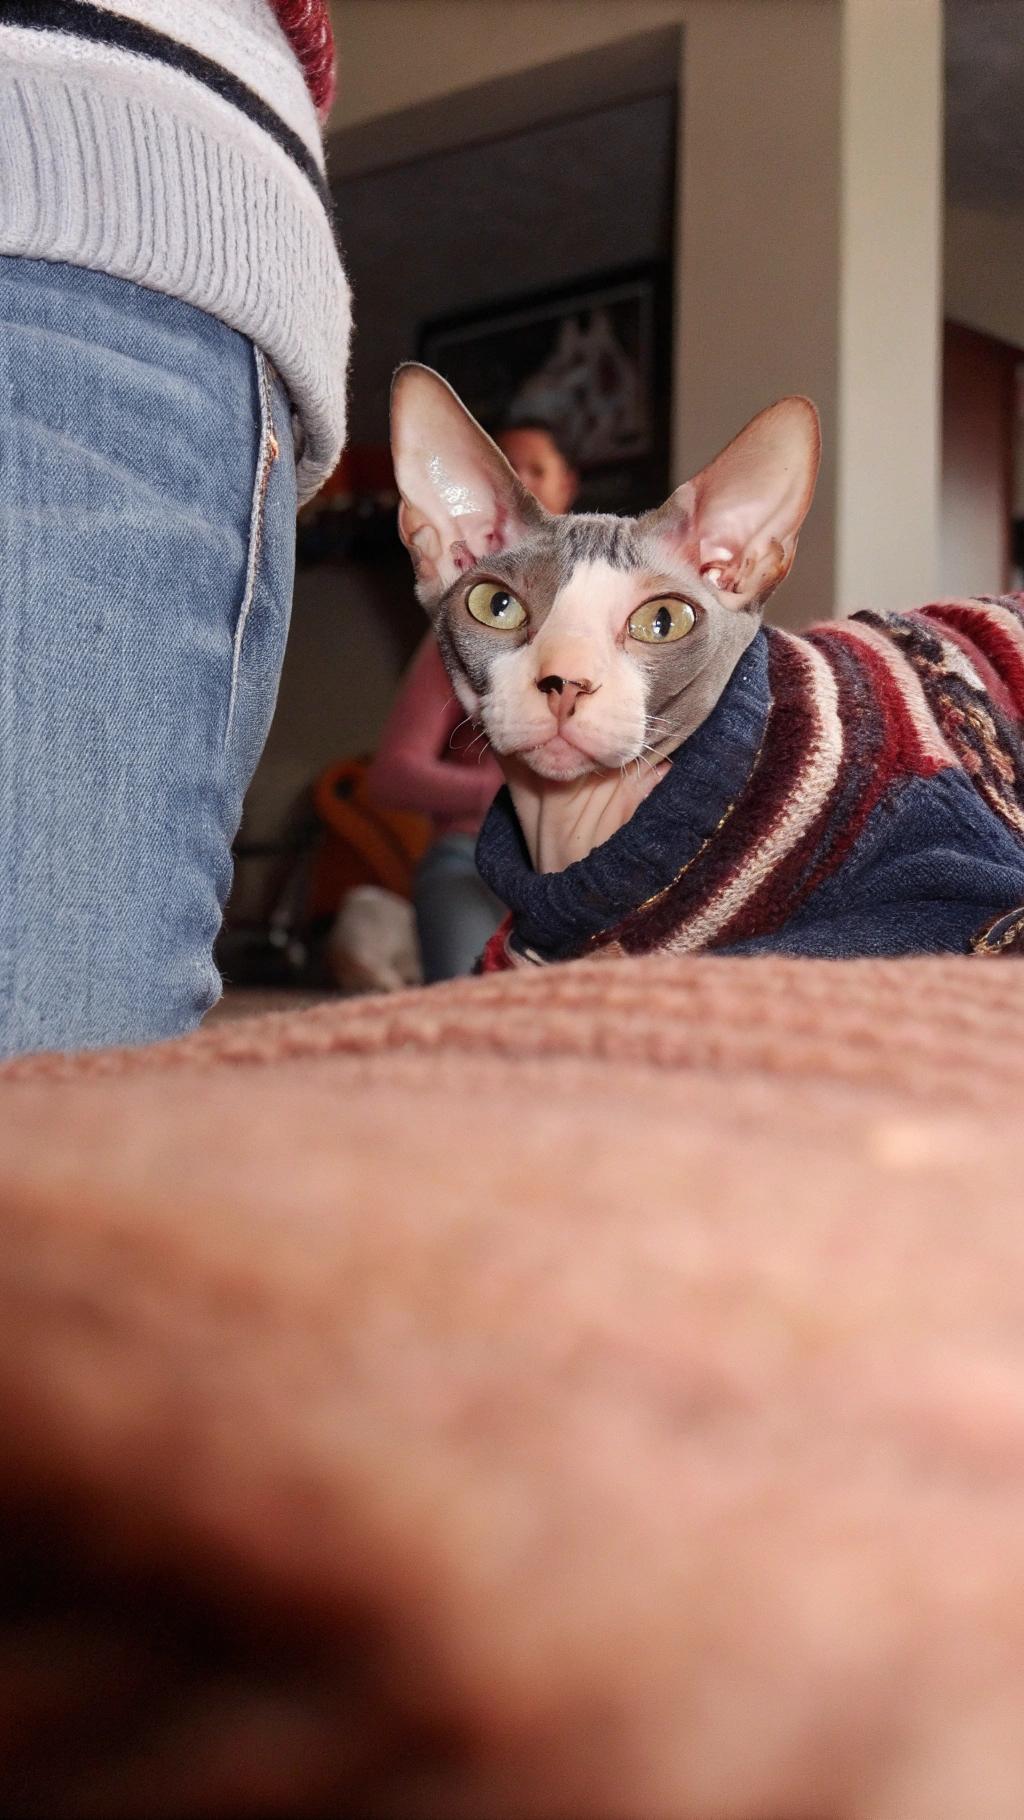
[329,0,694,129]
[836,0,943,615]
[672,3,841,623]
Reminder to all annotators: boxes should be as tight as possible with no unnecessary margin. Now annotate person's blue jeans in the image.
[0,257,296,1056]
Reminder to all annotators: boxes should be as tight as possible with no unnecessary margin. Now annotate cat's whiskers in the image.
[633,745,669,781]
[448,714,480,752]
[641,741,673,771]
[447,714,492,764]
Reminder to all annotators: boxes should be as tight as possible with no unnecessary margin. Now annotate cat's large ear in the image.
[390,364,548,605]
[643,398,820,610]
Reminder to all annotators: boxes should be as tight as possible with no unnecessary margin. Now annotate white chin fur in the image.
[520,737,605,781]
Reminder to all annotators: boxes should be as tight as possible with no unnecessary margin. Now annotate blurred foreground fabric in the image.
[2,956,1024,1817]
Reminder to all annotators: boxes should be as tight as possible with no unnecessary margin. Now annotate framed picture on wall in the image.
[417,263,672,516]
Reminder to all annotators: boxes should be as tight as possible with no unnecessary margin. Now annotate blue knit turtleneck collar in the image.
[475,631,773,958]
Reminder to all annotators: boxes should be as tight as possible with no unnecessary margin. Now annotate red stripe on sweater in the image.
[917,604,1024,721]
[788,628,915,900]
[479,916,517,973]
[826,622,947,777]
[708,631,892,949]
[270,0,335,115]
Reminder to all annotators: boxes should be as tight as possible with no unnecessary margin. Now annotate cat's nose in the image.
[537,674,592,726]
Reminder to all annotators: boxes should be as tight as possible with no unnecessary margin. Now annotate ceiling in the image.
[946,0,1024,209]
[328,1,1022,216]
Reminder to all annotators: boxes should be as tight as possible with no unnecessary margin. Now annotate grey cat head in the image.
[390,364,819,781]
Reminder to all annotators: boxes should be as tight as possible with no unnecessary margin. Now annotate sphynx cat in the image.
[390,364,1024,967]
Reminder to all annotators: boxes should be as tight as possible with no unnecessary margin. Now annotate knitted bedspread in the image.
[4,956,1024,1816]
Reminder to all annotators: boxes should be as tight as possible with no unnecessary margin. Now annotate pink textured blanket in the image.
[3,956,1024,1816]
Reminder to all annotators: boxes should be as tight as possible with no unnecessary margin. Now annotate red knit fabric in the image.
[269,0,336,116]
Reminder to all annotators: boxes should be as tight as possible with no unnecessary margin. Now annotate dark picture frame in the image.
[417,262,673,516]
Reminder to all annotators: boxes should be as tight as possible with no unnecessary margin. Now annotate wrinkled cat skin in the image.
[390,364,820,872]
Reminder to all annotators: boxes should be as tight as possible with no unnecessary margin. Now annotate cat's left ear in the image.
[644,397,821,610]
[390,364,547,604]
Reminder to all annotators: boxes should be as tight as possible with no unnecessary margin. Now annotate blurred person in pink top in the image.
[369,420,579,981]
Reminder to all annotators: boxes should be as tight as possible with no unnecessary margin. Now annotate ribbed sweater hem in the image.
[0,22,350,501]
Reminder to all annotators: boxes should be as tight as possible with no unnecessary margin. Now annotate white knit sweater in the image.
[0,0,350,501]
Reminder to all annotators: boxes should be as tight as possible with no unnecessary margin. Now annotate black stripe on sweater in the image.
[0,0,332,215]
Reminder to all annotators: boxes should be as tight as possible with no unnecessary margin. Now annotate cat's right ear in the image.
[390,364,547,607]
[643,396,820,611]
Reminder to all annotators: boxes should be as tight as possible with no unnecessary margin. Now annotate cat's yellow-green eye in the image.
[627,597,697,644]
[466,581,528,631]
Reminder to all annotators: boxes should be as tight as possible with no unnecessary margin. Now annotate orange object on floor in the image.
[307,755,431,915]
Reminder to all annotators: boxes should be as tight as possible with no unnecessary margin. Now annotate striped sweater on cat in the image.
[477,596,1024,967]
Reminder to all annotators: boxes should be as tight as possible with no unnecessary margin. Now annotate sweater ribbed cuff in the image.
[0,27,350,501]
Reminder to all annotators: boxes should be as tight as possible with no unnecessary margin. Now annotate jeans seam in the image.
[224,346,279,752]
